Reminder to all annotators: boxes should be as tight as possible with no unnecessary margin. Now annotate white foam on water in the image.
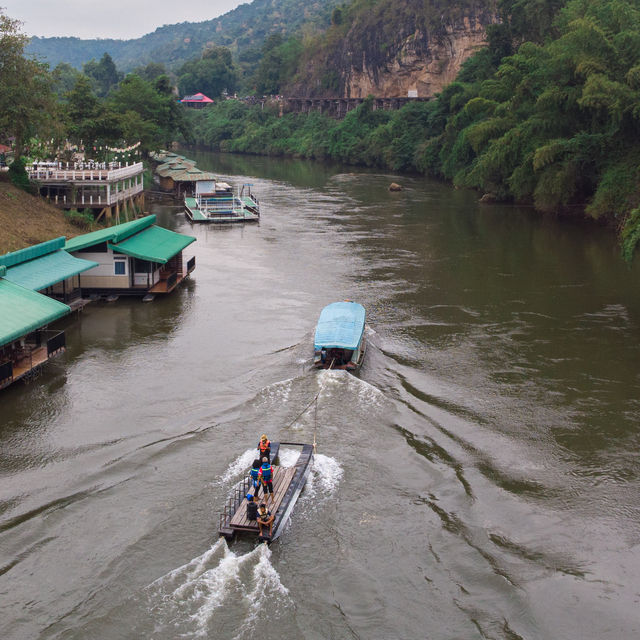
[316,368,384,407]
[277,447,301,468]
[258,375,295,405]
[232,544,292,640]
[188,547,248,636]
[148,537,227,593]
[302,453,343,502]
[146,539,291,638]
[218,449,257,484]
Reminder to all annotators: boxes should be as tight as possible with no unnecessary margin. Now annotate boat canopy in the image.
[314,301,366,351]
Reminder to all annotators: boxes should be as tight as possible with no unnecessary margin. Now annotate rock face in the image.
[345,18,494,98]
[288,2,499,99]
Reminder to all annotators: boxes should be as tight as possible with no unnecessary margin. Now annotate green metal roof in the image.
[65,216,156,252]
[110,225,195,264]
[171,168,218,182]
[0,279,70,347]
[3,250,98,291]
[0,237,65,268]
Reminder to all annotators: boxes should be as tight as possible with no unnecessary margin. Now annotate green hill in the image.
[26,0,341,71]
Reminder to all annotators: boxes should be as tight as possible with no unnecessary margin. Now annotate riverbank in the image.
[3,153,640,639]
[0,178,82,254]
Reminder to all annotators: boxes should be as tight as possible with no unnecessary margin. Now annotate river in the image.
[1,151,640,639]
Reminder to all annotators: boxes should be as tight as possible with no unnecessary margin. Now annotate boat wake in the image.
[301,453,343,503]
[315,367,384,408]
[217,448,260,485]
[216,446,301,487]
[145,538,292,638]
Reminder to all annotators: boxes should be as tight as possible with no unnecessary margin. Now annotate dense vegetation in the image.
[25,0,341,75]
[4,0,640,259]
[0,10,189,189]
[183,0,640,260]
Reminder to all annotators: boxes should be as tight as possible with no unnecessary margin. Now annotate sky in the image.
[2,1,248,39]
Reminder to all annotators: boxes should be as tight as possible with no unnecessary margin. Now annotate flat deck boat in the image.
[313,301,366,371]
[240,183,260,216]
[218,442,313,542]
[185,179,259,223]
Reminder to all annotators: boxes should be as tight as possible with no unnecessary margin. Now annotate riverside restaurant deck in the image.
[26,161,145,222]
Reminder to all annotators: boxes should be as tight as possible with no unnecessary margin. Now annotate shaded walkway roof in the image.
[0,237,99,291]
[111,225,195,264]
[4,250,98,291]
[0,270,70,347]
[65,216,156,252]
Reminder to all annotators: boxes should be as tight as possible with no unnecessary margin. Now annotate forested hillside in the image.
[26,0,341,72]
[186,0,640,260]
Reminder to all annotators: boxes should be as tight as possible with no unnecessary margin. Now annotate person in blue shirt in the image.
[258,457,275,505]
[248,458,261,498]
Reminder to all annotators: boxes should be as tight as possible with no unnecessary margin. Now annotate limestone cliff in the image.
[287,1,499,99]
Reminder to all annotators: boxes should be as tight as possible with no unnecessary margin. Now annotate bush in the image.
[64,209,94,229]
[8,157,34,193]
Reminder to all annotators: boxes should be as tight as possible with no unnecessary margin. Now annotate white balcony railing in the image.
[27,162,144,183]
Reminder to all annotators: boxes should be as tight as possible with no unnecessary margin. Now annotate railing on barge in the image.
[218,442,281,539]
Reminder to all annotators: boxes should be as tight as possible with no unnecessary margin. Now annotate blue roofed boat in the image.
[313,301,366,371]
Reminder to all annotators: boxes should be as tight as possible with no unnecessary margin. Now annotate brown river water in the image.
[1,150,640,639]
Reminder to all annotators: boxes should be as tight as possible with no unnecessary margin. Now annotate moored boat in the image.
[218,442,313,543]
[313,301,366,371]
[185,178,259,223]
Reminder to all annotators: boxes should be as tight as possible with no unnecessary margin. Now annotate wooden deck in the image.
[229,466,296,532]
[12,346,50,378]
[1,345,64,390]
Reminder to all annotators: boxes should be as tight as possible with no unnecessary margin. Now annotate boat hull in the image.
[314,335,366,372]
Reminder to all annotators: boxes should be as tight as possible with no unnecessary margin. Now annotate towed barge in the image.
[219,442,313,542]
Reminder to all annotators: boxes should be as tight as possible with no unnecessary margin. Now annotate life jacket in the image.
[259,463,273,482]
[249,467,260,480]
[259,439,270,453]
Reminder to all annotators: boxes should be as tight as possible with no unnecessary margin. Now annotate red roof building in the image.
[180,93,214,108]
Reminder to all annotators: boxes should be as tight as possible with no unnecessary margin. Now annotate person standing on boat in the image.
[249,459,261,498]
[257,503,274,538]
[258,458,275,505]
[258,434,271,463]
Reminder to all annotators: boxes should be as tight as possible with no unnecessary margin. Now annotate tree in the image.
[0,10,60,159]
[51,62,83,97]
[65,75,121,145]
[253,35,303,95]
[177,46,238,99]
[83,52,122,97]
[109,74,188,150]
[134,62,168,82]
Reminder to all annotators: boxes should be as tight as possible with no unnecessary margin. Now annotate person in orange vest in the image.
[257,434,271,462]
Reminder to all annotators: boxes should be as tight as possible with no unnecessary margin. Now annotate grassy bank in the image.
[0,176,83,254]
